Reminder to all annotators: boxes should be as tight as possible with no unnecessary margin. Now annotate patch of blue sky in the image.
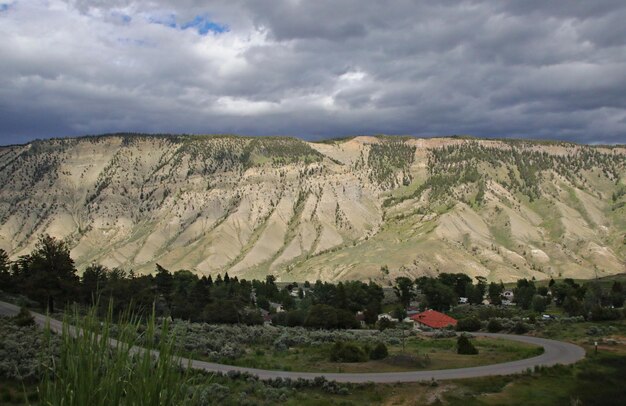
[146,12,227,35]
[181,15,228,35]
[0,3,12,12]
[148,13,177,29]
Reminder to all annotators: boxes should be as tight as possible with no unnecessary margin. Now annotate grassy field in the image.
[213,336,542,373]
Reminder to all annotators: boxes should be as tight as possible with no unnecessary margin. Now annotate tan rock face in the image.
[0,135,624,282]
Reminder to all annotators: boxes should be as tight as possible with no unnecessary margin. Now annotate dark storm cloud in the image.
[0,0,625,146]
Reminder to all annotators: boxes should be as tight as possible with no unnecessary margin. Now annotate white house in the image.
[269,302,285,313]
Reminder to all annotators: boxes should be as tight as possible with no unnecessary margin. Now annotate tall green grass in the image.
[38,303,198,405]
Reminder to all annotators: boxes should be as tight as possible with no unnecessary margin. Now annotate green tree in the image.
[154,264,173,304]
[202,300,239,323]
[304,304,338,329]
[23,234,78,312]
[369,342,388,360]
[438,273,472,298]
[416,277,457,311]
[610,282,624,308]
[188,281,210,320]
[531,294,547,313]
[563,296,583,316]
[473,276,487,304]
[513,279,536,310]
[488,282,503,305]
[0,248,12,291]
[393,276,415,308]
[81,263,109,304]
[583,282,604,316]
[457,335,478,355]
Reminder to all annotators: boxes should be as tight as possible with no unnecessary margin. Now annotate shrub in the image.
[457,335,478,355]
[196,383,231,403]
[369,342,388,360]
[376,318,395,331]
[487,318,503,333]
[432,329,457,338]
[329,342,368,363]
[456,316,481,332]
[589,306,623,321]
[0,317,59,381]
[513,321,529,334]
[13,307,35,327]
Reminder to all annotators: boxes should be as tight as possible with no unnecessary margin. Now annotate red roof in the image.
[410,310,457,329]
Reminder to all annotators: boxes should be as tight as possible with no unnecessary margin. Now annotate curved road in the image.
[0,301,585,383]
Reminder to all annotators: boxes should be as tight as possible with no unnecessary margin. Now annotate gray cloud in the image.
[0,0,625,145]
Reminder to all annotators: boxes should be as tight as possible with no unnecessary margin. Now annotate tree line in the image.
[0,235,384,328]
[390,272,625,321]
[1,235,623,326]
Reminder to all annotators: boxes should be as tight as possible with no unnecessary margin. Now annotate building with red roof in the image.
[410,309,457,329]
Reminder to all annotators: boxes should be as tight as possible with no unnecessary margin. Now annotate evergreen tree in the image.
[0,248,12,291]
[393,276,415,308]
[23,234,78,312]
[154,264,173,303]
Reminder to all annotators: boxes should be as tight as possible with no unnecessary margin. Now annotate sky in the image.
[1,0,626,145]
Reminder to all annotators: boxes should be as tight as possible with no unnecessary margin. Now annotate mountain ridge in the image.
[1,134,624,283]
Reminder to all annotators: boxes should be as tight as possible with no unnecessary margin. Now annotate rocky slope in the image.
[0,134,624,283]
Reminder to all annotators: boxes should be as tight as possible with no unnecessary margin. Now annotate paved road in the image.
[0,301,586,383]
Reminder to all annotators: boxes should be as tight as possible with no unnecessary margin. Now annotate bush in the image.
[13,307,35,327]
[376,318,395,331]
[456,316,481,332]
[432,329,456,338]
[0,318,60,381]
[457,335,478,355]
[513,321,529,334]
[329,342,368,363]
[487,319,503,333]
[369,342,388,360]
[589,306,623,321]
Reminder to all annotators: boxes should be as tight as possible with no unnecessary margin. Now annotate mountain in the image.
[0,134,624,283]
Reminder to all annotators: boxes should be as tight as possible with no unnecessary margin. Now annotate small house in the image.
[410,310,457,329]
[269,302,285,313]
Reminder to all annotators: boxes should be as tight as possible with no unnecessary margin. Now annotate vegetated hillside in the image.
[0,134,624,283]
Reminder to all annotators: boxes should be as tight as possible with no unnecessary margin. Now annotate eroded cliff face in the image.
[0,134,624,282]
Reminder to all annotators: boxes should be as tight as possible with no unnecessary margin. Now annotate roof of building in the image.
[410,309,457,328]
